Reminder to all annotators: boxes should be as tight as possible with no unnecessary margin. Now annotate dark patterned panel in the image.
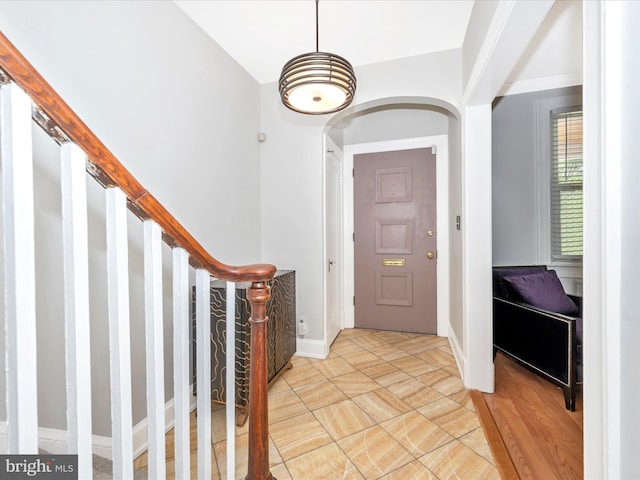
[191,286,251,407]
[192,270,296,410]
[269,271,297,374]
[207,287,251,407]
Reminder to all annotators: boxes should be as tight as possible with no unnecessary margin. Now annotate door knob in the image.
[427,230,435,237]
[426,251,435,260]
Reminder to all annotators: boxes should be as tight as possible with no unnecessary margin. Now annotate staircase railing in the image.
[0,32,275,480]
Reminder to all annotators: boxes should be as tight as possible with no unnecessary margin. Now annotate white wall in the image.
[447,116,463,351]
[356,50,462,114]
[492,86,583,293]
[341,108,449,146]
[492,92,543,264]
[259,87,327,341]
[583,2,640,476]
[492,86,581,264]
[0,0,261,437]
[460,0,554,391]
[616,3,640,476]
[260,49,462,344]
[460,104,494,392]
[501,0,582,95]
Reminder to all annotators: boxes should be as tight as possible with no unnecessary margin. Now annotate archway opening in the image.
[321,98,464,367]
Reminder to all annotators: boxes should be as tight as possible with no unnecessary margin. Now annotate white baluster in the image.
[144,220,165,479]
[196,269,212,480]
[173,247,190,478]
[226,281,236,480]
[61,143,93,478]
[106,187,133,479]
[1,83,38,454]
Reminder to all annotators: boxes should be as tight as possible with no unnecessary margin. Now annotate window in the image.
[535,92,582,266]
[550,109,583,260]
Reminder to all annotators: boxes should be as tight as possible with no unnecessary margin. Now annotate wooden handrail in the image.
[0,32,275,283]
[0,31,276,480]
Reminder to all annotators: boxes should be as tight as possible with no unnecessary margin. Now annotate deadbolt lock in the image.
[426,251,435,260]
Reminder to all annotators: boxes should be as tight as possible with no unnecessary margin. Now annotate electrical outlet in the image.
[297,317,307,337]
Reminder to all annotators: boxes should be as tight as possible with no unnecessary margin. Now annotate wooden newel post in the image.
[245,281,275,480]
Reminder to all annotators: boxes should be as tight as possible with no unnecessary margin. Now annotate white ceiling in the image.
[174,0,475,84]
[175,0,582,93]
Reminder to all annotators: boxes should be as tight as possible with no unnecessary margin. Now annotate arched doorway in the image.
[322,98,462,352]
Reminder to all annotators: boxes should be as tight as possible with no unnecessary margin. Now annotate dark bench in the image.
[493,265,583,411]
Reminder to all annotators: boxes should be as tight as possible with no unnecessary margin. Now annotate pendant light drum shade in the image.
[278,0,357,114]
[279,51,356,114]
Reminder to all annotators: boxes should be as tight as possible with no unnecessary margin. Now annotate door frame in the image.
[323,136,344,348]
[342,135,450,336]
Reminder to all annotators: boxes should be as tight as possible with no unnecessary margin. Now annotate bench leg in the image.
[563,386,576,411]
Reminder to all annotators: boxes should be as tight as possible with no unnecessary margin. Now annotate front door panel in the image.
[354,148,437,334]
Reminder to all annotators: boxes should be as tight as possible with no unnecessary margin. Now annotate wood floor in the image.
[480,352,583,480]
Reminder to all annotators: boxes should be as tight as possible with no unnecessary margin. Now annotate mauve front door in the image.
[354,148,437,334]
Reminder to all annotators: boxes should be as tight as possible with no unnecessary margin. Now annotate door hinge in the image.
[353,296,355,306]
[353,232,355,242]
[352,168,355,177]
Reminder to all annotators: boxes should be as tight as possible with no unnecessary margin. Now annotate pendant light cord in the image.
[315,0,319,53]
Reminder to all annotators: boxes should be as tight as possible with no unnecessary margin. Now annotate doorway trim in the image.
[343,135,450,337]
[323,136,344,351]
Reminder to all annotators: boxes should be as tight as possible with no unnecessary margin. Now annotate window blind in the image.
[550,110,583,260]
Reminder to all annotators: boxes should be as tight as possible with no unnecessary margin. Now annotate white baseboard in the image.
[343,309,355,329]
[132,392,197,460]
[0,423,112,458]
[0,391,197,459]
[295,338,329,359]
[92,435,113,459]
[448,328,465,384]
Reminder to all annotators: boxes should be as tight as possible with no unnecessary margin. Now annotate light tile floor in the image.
[137,328,499,479]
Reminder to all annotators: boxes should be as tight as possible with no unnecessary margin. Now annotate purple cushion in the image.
[493,266,548,299]
[501,270,579,315]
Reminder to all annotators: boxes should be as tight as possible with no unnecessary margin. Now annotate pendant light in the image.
[278,0,356,114]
